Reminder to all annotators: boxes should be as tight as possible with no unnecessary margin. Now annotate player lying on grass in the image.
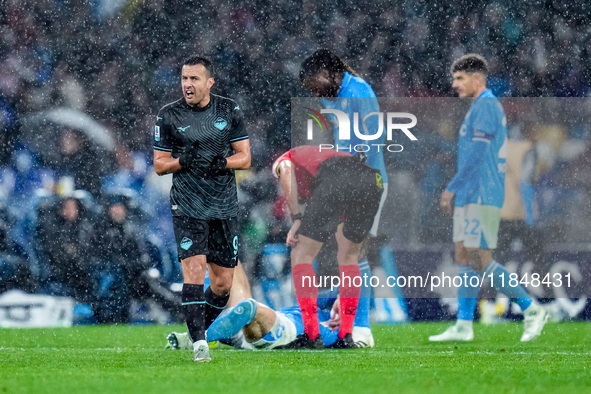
[165,262,374,350]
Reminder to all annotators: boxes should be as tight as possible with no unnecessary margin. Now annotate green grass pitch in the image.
[1,322,590,393]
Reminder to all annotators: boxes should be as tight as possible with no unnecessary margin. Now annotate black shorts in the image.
[298,157,383,244]
[172,216,239,268]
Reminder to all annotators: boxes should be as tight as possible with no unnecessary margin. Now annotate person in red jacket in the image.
[273,145,383,348]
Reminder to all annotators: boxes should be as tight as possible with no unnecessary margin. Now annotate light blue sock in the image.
[484,260,532,311]
[457,264,480,321]
[353,259,371,328]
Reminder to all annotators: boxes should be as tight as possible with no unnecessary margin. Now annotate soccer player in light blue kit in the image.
[429,54,549,342]
[298,50,405,346]
[300,49,388,192]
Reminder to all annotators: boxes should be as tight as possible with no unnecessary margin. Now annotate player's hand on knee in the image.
[286,220,301,247]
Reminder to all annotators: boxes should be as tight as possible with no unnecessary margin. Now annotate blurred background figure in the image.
[0,201,37,293]
[482,125,550,323]
[35,195,96,305]
[92,192,183,324]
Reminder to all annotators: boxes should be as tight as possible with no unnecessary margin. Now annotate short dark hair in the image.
[451,54,488,75]
[300,49,357,81]
[182,55,214,78]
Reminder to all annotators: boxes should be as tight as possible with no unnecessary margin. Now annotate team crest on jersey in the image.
[214,117,228,130]
[180,237,193,250]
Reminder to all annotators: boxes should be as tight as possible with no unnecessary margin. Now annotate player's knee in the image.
[210,278,232,297]
[454,244,468,265]
[213,282,232,297]
[181,257,207,282]
[291,246,318,265]
[467,249,483,272]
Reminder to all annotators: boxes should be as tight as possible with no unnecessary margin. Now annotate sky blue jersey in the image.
[321,72,388,183]
[446,89,507,207]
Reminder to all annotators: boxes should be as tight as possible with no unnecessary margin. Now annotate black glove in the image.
[178,141,200,168]
[208,155,227,175]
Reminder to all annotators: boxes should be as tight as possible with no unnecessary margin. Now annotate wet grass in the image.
[1,322,589,393]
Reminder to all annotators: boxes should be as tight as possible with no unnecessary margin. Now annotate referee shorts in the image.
[298,156,383,244]
[172,216,239,268]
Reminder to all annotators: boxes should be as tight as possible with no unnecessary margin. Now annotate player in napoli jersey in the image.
[299,49,388,195]
[299,50,407,339]
[429,54,548,343]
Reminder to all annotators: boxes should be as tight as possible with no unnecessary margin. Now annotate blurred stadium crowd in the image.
[1,0,591,322]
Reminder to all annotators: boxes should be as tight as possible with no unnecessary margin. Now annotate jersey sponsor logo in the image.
[155,125,160,141]
[180,237,193,250]
[214,117,228,130]
[177,125,191,132]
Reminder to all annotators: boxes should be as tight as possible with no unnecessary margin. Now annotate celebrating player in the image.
[153,55,251,362]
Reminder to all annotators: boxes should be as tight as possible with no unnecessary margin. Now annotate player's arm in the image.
[222,100,250,170]
[209,139,251,174]
[226,139,251,169]
[153,149,181,175]
[446,101,501,197]
[440,189,455,213]
[278,160,300,217]
[278,160,301,246]
[441,136,490,213]
[153,111,194,175]
[444,138,488,191]
[154,141,201,175]
[446,134,490,191]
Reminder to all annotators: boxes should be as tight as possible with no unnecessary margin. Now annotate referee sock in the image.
[292,264,320,339]
[338,264,361,338]
[484,260,532,311]
[204,287,230,329]
[457,264,480,321]
[182,284,206,342]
